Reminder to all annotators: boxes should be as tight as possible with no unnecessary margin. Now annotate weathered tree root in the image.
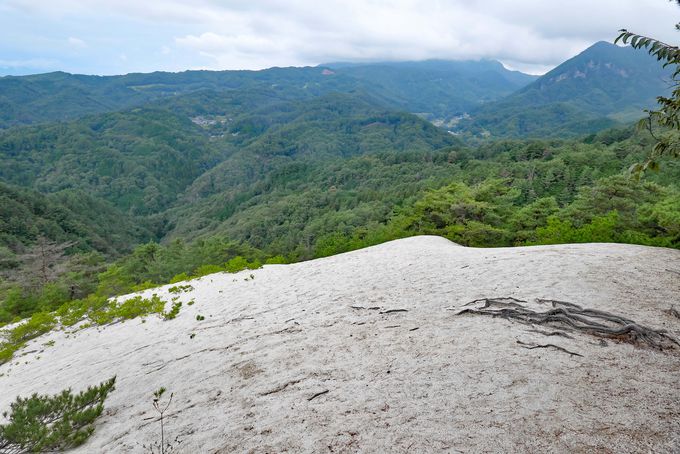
[455,298,680,352]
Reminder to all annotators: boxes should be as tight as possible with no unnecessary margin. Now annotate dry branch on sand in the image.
[454,297,680,352]
[667,305,680,320]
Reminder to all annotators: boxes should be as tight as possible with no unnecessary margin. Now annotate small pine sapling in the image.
[0,376,116,453]
[143,387,181,454]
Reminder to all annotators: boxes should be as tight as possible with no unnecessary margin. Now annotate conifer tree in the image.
[0,377,116,453]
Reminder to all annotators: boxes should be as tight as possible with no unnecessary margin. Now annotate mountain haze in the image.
[323,59,537,121]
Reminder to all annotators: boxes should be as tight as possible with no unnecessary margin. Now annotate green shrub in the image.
[0,377,116,452]
[224,256,249,273]
[89,295,166,325]
[264,255,287,265]
[192,264,224,277]
[0,311,58,364]
[131,281,160,292]
[168,285,193,294]
[163,302,182,321]
[169,273,190,284]
[56,295,108,327]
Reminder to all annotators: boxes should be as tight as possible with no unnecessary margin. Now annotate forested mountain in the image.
[0,44,669,139]
[458,41,673,138]
[0,67,355,129]
[0,60,534,129]
[0,90,457,218]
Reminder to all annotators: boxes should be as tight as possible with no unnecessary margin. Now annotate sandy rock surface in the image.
[1,236,679,453]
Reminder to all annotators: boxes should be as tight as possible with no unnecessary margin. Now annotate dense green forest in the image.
[1,122,678,324]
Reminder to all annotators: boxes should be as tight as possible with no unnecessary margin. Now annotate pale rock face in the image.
[1,236,679,453]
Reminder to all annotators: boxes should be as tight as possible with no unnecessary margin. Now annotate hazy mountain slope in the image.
[326,59,537,120]
[2,237,678,452]
[0,72,148,129]
[459,41,673,138]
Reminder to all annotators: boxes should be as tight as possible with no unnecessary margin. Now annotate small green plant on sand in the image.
[143,387,180,454]
[162,302,182,321]
[0,377,116,453]
[167,285,193,295]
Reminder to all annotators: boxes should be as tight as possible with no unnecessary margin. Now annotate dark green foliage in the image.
[163,302,182,321]
[617,23,680,170]
[0,376,116,453]
[0,183,150,262]
[0,109,221,215]
[392,174,680,248]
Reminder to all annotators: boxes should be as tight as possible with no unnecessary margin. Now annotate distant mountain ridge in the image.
[0,59,536,130]
[322,59,537,122]
[457,41,673,138]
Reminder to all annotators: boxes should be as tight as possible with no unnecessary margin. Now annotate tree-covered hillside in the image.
[0,90,458,217]
[0,108,221,214]
[458,41,673,138]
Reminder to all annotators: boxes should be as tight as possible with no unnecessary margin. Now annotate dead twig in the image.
[526,328,574,339]
[307,389,329,401]
[667,305,680,320]
[516,340,583,357]
[260,378,304,396]
[380,309,408,314]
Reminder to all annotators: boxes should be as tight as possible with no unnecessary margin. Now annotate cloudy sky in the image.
[1,0,678,76]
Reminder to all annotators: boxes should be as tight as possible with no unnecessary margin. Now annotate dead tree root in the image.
[455,297,679,352]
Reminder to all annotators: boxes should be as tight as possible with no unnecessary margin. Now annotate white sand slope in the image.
[1,236,680,453]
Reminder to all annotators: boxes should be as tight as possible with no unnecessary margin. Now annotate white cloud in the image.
[171,0,680,72]
[67,37,86,48]
[4,0,679,74]
[0,58,59,69]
